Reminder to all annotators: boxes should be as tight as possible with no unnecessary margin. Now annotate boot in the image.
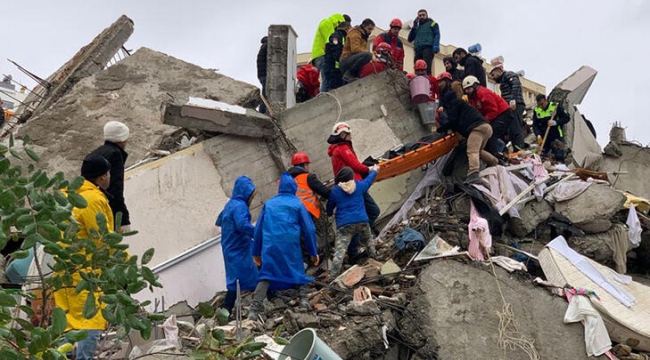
[247,302,262,321]
[342,71,358,84]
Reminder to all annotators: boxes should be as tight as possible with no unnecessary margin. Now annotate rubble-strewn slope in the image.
[17,47,260,179]
[406,260,593,360]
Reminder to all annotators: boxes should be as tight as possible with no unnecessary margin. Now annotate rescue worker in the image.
[489,66,526,139]
[443,56,463,81]
[89,121,132,232]
[436,71,463,109]
[215,176,258,315]
[372,18,405,71]
[407,9,441,75]
[437,91,498,184]
[452,48,487,87]
[359,42,395,79]
[311,14,351,92]
[54,154,113,360]
[326,165,380,279]
[323,21,351,91]
[533,94,571,161]
[327,122,381,260]
[256,36,268,113]
[339,18,375,83]
[413,59,440,102]
[462,75,527,152]
[288,151,331,216]
[249,173,319,320]
[296,63,320,103]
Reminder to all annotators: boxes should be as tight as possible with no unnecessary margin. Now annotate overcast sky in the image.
[3,0,649,146]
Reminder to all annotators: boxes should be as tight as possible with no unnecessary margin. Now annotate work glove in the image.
[461,95,469,102]
[369,164,380,173]
[433,45,440,53]
[311,255,320,267]
[548,120,557,126]
[253,256,261,267]
[537,135,543,146]
[509,100,516,110]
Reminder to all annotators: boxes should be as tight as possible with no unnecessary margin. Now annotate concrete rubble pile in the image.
[4,15,650,360]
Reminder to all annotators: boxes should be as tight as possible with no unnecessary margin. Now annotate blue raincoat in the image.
[216,176,258,291]
[253,173,318,288]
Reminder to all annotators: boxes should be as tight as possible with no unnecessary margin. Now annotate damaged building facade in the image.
[2,13,650,360]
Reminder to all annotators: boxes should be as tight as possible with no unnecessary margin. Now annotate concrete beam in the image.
[163,97,277,138]
[15,15,134,122]
[266,25,298,112]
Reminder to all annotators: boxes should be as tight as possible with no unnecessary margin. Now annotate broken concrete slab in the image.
[508,199,554,237]
[15,47,260,179]
[554,183,626,226]
[601,128,650,200]
[163,97,277,138]
[408,260,592,359]
[14,15,135,123]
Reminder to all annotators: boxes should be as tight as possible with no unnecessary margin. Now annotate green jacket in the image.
[311,13,345,59]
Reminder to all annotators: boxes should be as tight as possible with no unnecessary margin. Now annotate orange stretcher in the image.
[375,133,459,182]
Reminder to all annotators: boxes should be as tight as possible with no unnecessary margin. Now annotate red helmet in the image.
[376,42,392,53]
[436,72,453,81]
[291,152,310,165]
[414,59,427,70]
[389,18,402,28]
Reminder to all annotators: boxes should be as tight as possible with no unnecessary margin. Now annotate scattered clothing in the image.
[563,294,612,357]
[546,180,591,203]
[394,227,426,251]
[490,256,528,272]
[475,165,529,218]
[627,204,642,247]
[468,201,492,261]
[601,223,631,274]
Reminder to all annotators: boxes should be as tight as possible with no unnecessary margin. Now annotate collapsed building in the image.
[2,14,650,360]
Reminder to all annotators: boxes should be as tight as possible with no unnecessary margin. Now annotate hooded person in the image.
[215,176,258,315]
[443,56,463,81]
[54,154,113,360]
[248,173,319,320]
[89,121,131,232]
[453,48,487,87]
[326,165,379,279]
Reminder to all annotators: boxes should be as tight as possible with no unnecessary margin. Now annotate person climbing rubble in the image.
[326,165,380,279]
[437,91,498,184]
[462,75,527,152]
[311,13,351,92]
[359,42,396,79]
[533,94,571,162]
[215,176,258,316]
[489,66,527,143]
[323,21,351,91]
[408,9,440,75]
[339,18,375,83]
[372,18,405,71]
[54,154,113,360]
[443,56,463,81]
[436,71,462,110]
[453,47,487,87]
[249,173,319,320]
[89,121,132,232]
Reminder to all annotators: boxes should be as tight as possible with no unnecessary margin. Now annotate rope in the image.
[486,252,540,360]
[318,91,342,122]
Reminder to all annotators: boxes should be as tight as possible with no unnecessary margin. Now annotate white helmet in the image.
[462,75,480,89]
[332,122,351,136]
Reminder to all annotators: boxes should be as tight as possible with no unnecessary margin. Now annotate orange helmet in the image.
[376,42,392,53]
[436,72,453,81]
[389,18,402,28]
[291,152,310,165]
[414,59,427,70]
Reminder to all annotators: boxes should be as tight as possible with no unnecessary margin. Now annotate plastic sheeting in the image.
[379,154,450,238]
[627,204,642,247]
[546,180,592,203]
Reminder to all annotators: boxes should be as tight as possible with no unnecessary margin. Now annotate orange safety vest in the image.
[294,173,320,218]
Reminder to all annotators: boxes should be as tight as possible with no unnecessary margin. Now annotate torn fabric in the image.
[626,204,642,247]
[563,294,612,357]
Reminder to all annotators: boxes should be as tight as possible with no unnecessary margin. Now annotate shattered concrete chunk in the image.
[345,300,381,316]
[508,199,553,237]
[554,184,626,226]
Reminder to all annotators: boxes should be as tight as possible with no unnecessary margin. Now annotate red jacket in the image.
[297,64,320,98]
[468,86,509,121]
[426,75,440,102]
[373,33,405,71]
[327,142,369,181]
[360,61,388,78]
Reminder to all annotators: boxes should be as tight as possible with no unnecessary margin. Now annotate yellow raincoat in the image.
[53,180,114,331]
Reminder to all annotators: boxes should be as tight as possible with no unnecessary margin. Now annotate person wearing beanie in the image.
[326,165,380,280]
[53,154,113,360]
[443,56,463,81]
[89,121,131,232]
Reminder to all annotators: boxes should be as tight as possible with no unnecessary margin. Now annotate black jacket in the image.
[460,54,487,87]
[438,92,488,137]
[256,38,268,82]
[443,57,463,81]
[324,29,347,72]
[497,71,524,105]
[89,141,130,225]
[287,166,330,199]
